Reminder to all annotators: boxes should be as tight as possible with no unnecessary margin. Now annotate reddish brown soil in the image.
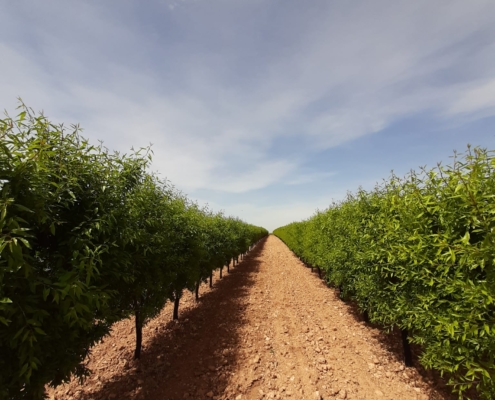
[47,235,456,400]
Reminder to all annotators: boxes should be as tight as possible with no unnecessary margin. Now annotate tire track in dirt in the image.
[48,235,454,400]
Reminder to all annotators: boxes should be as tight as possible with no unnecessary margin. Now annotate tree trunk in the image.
[401,329,413,367]
[227,261,230,273]
[363,310,369,323]
[210,271,213,288]
[134,309,143,359]
[317,267,321,278]
[173,295,180,320]
[195,280,200,301]
[220,267,223,279]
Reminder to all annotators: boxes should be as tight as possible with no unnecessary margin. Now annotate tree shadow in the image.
[80,238,267,400]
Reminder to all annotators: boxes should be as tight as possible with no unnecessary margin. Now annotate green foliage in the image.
[274,147,495,399]
[0,103,268,399]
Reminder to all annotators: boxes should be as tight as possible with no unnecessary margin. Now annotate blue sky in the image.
[1,0,495,231]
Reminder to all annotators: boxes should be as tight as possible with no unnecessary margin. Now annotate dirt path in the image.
[48,235,453,400]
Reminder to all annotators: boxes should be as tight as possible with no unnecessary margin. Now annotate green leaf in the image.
[34,327,46,335]
[0,298,13,304]
[19,363,29,377]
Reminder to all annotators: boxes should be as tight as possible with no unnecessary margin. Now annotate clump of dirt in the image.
[47,236,456,400]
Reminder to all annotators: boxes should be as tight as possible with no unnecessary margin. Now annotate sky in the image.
[1,0,495,231]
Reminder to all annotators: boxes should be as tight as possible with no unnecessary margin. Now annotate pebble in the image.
[337,389,347,399]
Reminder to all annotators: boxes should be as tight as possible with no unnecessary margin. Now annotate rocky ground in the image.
[47,235,457,400]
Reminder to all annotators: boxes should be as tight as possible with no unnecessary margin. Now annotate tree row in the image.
[0,105,268,399]
[274,146,495,399]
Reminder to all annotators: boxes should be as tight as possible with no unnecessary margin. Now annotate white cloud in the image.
[447,79,495,117]
[1,0,495,231]
[207,160,296,193]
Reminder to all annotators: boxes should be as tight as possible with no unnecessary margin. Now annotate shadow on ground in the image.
[82,238,267,400]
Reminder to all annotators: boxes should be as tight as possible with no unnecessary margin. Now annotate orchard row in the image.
[0,105,268,399]
[274,146,495,399]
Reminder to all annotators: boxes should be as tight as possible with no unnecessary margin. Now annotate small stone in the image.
[253,355,260,364]
[337,389,347,399]
[236,395,242,400]
[317,357,326,364]
[313,391,322,399]
[206,391,214,398]
[375,390,384,396]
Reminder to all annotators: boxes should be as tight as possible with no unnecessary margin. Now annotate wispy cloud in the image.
[1,0,495,228]
[447,78,495,117]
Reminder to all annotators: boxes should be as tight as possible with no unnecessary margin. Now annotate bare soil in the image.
[47,235,456,400]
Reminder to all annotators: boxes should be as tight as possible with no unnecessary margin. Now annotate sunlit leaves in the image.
[0,102,267,399]
[274,146,495,399]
